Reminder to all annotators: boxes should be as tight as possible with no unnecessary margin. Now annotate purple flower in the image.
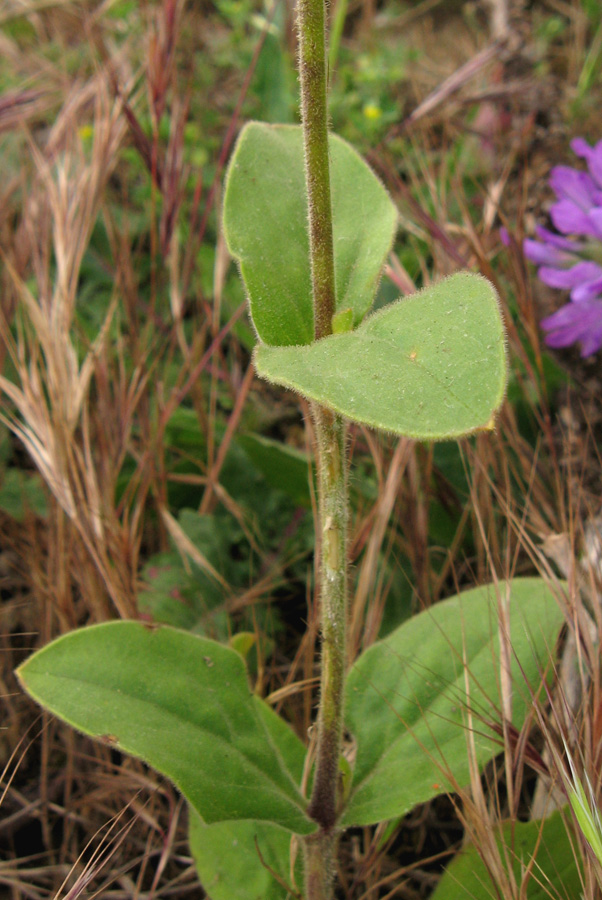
[523,138,602,357]
[541,300,602,358]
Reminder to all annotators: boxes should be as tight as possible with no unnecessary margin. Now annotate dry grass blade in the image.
[0,88,54,134]
[351,436,412,654]
[52,797,145,900]
[0,78,154,618]
[159,505,229,589]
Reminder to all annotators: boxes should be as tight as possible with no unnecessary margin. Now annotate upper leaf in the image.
[255,273,507,440]
[223,122,397,346]
[341,578,564,827]
[17,622,314,835]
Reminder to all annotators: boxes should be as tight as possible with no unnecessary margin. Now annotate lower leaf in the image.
[430,808,581,900]
[189,807,301,900]
[342,578,565,827]
[17,622,314,835]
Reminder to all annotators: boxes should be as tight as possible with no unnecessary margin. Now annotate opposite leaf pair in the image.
[224,122,507,440]
[18,578,566,899]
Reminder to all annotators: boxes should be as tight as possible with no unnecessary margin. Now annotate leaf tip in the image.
[14,660,28,687]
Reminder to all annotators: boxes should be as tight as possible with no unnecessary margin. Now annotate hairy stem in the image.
[297,0,349,897]
[304,829,337,900]
[308,404,348,833]
[297,0,336,342]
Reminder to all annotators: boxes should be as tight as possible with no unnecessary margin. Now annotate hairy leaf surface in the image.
[255,273,507,439]
[18,622,314,834]
[224,122,397,346]
[342,578,564,827]
[189,809,300,900]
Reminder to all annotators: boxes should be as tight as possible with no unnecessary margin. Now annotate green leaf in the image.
[138,550,225,633]
[230,631,258,659]
[254,696,306,787]
[223,122,397,346]
[17,622,314,835]
[187,691,306,899]
[238,433,313,508]
[0,468,48,521]
[430,808,581,900]
[342,578,564,827]
[138,510,237,637]
[252,25,295,125]
[255,273,507,440]
[189,808,301,900]
[332,307,354,334]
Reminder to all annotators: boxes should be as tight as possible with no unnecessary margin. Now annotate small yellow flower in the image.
[363,103,382,121]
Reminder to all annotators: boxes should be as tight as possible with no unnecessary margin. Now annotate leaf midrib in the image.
[23,667,308,812]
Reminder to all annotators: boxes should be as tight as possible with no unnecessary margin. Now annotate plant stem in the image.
[307,402,348,830]
[304,828,337,900]
[297,0,336,342]
[297,0,348,896]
